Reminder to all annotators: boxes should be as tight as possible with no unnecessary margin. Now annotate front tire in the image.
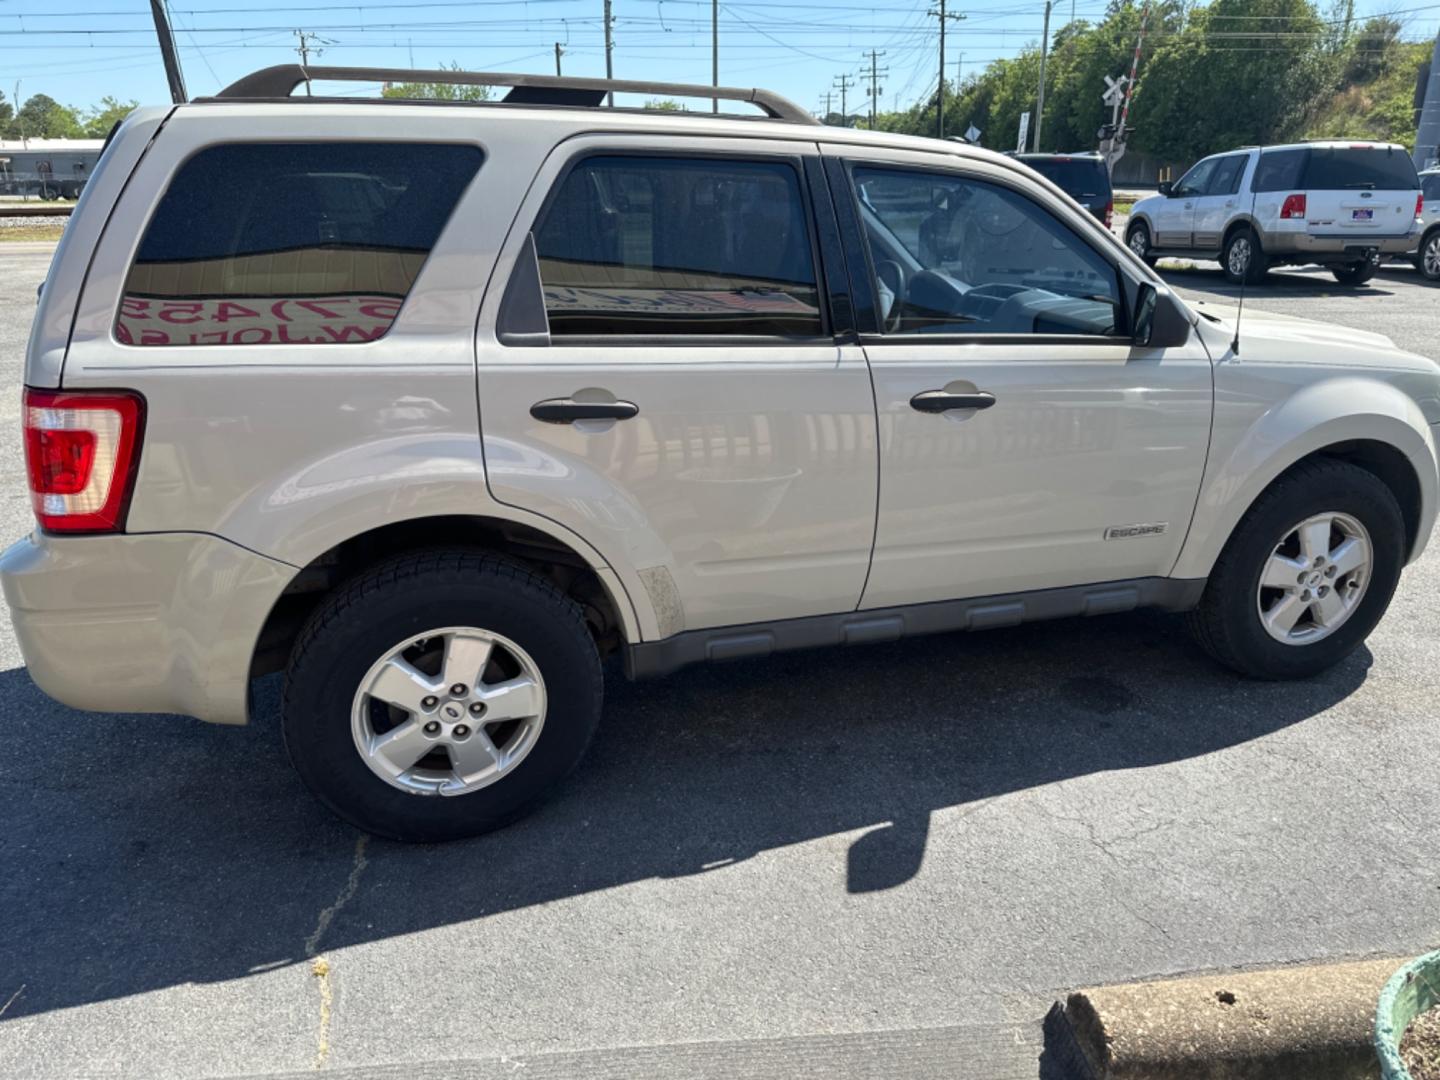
[1188,459,1404,680]
[1222,227,1266,285]
[1419,230,1440,283]
[283,551,603,842]
[1126,221,1158,267]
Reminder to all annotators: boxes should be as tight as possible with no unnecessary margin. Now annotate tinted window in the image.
[533,156,822,337]
[1016,157,1111,199]
[1208,155,1246,196]
[853,166,1120,338]
[1421,174,1440,201]
[1301,147,1418,191]
[117,143,480,347]
[1173,158,1218,198]
[1252,149,1306,192]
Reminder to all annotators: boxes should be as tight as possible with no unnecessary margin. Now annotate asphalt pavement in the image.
[1,246,1439,1079]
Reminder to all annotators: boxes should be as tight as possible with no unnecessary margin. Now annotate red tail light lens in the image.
[1104,199,1114,229]
[1280,193,1307,220]
[1417,192,1425,219]
[23,389,144,533]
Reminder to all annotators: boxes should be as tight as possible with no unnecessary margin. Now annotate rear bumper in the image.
[0,531,295,725]
[1261,228,1418,260]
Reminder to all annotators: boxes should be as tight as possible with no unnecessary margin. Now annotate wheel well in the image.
[1275,440,1422,554]
[250,516,628,678]
[1221,219,1254,250]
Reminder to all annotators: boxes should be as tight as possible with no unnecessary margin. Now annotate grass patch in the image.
[1112,198,1136,216]
[0,224,66,242]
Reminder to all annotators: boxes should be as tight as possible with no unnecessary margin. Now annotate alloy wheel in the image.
[350,626,547,795]
[1255,512,1372,645]
[1424,235,1440,279]
[1227,236,1252,278]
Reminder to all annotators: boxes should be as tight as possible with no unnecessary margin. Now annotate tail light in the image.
[1280,193,1307,220]
[1417,192,1425,219]
[23,388,144,534]
[1104,199,1114,229]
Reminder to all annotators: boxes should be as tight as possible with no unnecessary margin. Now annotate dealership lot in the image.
[1,245,1439,1078]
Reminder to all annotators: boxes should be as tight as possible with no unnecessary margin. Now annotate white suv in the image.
[4,67,1439,841]
[1126,141,1423,285]
[1410,168,1440,282]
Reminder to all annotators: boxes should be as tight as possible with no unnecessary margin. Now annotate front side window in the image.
[533,155,823,337]
[116,142,482,347]
[1173,158,1218,198]
[852,166,1121,338]
[1423,175,1440,201]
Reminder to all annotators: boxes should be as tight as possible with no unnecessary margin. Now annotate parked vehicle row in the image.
[5,68,1439,841]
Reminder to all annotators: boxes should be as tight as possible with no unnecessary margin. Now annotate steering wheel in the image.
[874,259,906,333]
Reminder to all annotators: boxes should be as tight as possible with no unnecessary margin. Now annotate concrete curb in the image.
[1052,957,1406,1079]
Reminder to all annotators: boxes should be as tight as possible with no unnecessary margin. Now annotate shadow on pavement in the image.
[0,607,1371,1019]
[1158,263,1404,301]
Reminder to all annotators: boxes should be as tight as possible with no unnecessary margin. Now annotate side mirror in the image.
[1158,181,1173,197]
[1133,282,1191,349]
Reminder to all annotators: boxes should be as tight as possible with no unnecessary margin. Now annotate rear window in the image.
[1018,157,1111,199]
[1299,147,1419,191]
[116,142,482,347]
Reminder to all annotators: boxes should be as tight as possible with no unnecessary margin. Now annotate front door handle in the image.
[530,398,640,424]
[910,390,997,413]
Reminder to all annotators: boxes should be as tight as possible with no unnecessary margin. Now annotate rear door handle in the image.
[909,390,997,413]
[530,398,640,423]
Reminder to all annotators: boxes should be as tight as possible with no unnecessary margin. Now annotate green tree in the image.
[9,94,84,139]
[381,61,490,102]
[82,96,138,139]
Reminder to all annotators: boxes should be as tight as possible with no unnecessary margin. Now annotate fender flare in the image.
[1171,377,1438,580]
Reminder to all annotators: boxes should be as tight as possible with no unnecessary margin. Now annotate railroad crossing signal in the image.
[1102,74,1128,106]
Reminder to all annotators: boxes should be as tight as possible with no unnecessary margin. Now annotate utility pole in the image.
[863,50,888,128]
[712,0,719,113]
[149,0,188,104]
[603,0,615,105]
[554,42,564,75]
[294,30,332,96]
[833,73,855,126]
[928,0,965,140]
[1033,0,1052,150]
[956,50,964,88]
[822,90,833,123]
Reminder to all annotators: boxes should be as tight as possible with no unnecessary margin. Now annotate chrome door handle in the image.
[530,398,639,423]
[909,390,996,413]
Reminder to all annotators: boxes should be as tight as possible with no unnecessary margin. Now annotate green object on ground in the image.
[1377,951,1440,1079]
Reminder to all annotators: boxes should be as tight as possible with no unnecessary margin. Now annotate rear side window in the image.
[1299,147,1418,191]
[1252,149,1306,192]
[533,155,823,337]
[116,142,482,347]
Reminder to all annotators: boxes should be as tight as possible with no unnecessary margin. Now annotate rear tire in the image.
[1332,260,1378,286]
[283,551,603,842]
[1419,230,1440,283]
[1188,459,1404,680]
[1222,227,1266,285]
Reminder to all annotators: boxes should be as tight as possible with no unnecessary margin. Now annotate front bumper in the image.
[0,531,295,725]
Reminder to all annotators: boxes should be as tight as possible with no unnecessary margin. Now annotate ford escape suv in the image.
[5,66,1440,842]
[1126,141,1422,285]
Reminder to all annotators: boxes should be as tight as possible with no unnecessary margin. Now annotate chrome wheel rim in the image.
[1129,228,1148,258]
[351,626,547,796]
[1256,512,1372,646]
[1424,235,1440,278]
[1227,237,1252,277]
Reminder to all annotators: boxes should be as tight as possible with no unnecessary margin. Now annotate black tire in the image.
[1331,260,1378,286]
[283,551,603,842]
[1126,220,1158,267]
[1419,230,1440,283]
[1188,459,1405,680]
[1221,226,1266,285]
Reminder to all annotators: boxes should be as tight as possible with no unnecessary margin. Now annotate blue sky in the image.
[6,0,1439,122]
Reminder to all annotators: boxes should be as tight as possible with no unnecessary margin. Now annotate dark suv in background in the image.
[1013,152,1114,229]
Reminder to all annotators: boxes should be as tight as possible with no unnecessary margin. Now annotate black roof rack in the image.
[206,65,818,125]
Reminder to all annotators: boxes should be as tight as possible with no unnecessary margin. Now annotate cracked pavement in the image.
[1,248,1439,1078]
